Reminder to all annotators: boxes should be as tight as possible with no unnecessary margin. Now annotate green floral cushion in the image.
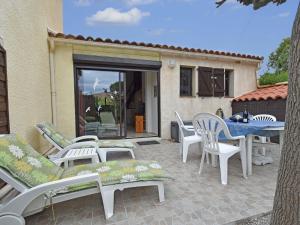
[98,140,135,149]
[0,134,63,187]
[62,160,172,192]
[37,122,71,149]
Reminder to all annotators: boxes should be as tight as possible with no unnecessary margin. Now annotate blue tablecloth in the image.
[224,119,285,138]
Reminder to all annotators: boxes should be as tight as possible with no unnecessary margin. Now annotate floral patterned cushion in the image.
[98,140,135,149]
[61,160,172,192]
[0,134,63,187]
[37,122,71,149]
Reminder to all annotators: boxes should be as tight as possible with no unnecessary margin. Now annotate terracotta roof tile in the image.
[48,31,263,61]
[233,84,288,102]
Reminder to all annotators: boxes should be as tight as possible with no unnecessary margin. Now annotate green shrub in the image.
[259,71,288,85]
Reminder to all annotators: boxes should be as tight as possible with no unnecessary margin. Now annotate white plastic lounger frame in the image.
[36,125,135,163]
[36,126,99,168]
[0,168,165,225]
[193,113,247,185]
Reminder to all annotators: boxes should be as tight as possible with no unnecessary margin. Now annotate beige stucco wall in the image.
[52,41,259,140]
[0,0,63,150]
[160,54,258,139]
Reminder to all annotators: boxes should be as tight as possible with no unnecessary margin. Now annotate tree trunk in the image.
[270,3,300,225]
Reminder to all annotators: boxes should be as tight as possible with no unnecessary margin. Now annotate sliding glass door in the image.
[76,69,126,138]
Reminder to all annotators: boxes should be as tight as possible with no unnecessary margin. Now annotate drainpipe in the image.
[49,39,57,126]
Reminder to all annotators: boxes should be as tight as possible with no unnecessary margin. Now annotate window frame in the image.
[179,66,194,97]
[197,66,234,98]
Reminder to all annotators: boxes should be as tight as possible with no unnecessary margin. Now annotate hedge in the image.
[259,71,288,85]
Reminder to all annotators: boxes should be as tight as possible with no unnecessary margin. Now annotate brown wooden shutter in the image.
[198,67,213,97]
[0,44,9,134]
[213,68,225,97]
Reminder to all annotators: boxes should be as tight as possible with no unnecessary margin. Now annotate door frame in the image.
[74,66,127,139]
[73,64,161,138]
[0,43,10,134]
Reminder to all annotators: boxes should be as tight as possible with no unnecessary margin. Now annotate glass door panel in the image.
[77,69,125,138]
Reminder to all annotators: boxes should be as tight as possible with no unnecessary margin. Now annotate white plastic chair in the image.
[175,111,202,163]
[193,113,247,185]
[253,114,277,156]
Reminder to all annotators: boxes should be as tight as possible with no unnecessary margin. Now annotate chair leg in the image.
[206,152,210,164]
[98,151,107,162]
[199,150,206,175]
[261,137,267,156]
[92,155,100,164]
[157,183,165,202]
[101,188,115,219]
[182,141,190,163]
[219,155,228,185]
[128,149,135,159]
[240,149,247,179]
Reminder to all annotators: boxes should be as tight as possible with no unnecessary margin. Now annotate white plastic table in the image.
[246,127,284,175]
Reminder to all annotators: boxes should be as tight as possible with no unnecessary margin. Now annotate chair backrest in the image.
[253,114,277,122]
[192,113,233,154]
[174,111,186,138]
[0,134,63,189]
[100,111,116,125]
[36,122,72,150]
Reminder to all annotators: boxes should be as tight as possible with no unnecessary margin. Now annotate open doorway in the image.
[125,71,159,138]
[75,67,159,139]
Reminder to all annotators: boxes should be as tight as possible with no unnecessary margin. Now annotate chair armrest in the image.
[2,173,101,215]
[181,125,195,133]
[229,135,245,141]
[184,125,194,130]
[71,135,99,143]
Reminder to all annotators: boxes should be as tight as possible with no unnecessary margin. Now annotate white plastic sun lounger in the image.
[0,134,167,225]
[0,168,165,225]
[35,122,135,164]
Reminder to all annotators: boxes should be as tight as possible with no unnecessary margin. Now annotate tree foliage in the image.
[259,71,288,85]
[216,0,286,9]
[268,38,290,72]
[259,38,290,85]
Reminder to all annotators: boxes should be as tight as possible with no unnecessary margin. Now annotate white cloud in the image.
[124,0,156,6]
[74,0,92,6]
[86,8,150,26]
[278,12,290,18]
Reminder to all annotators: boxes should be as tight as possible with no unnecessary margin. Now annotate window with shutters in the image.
[198,67,233,97]
[0,44,9,134]
[180,67,193,97]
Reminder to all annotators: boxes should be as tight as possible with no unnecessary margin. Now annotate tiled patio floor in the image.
[26,141,280,225]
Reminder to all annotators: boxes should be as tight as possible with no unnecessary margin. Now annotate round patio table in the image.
[224,120,285,176]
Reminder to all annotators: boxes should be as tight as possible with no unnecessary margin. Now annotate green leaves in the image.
[268,38,291,73]
[216,0,287,9]
[259,71,288,85]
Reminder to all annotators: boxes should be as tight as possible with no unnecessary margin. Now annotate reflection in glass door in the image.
[77,69,125,138]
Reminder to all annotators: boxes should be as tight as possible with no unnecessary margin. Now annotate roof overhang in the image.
[48,32,263,66]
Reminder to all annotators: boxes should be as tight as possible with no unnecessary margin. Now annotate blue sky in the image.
[63,0,298,74]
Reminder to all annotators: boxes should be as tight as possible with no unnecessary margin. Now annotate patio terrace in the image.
[26,140,280,225]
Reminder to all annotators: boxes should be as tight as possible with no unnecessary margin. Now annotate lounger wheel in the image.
[0,214,25,225]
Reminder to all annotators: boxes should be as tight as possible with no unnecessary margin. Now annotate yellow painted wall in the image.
[53,42,160,137]
[0,0,63,151]
[54,45,76,138]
